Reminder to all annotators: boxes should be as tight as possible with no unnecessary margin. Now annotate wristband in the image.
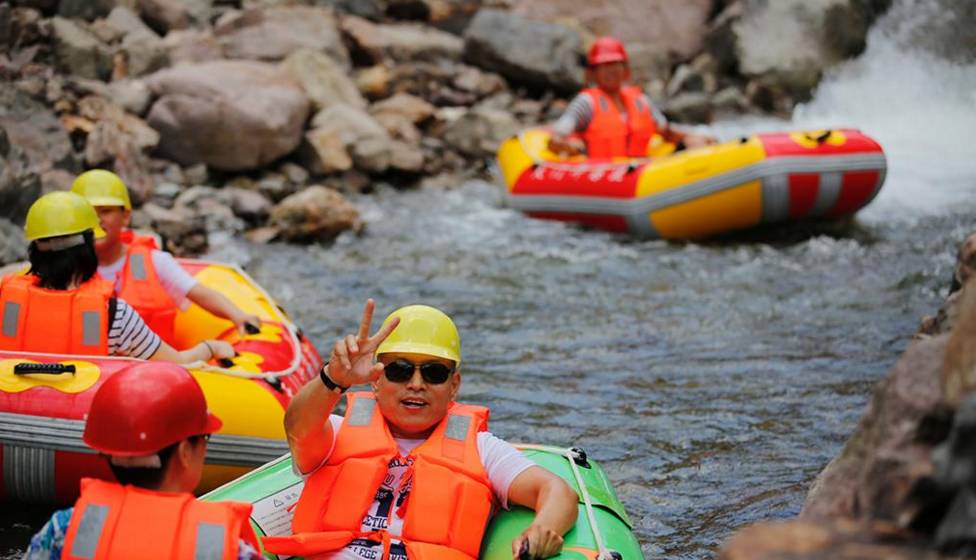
[319,363,348,393]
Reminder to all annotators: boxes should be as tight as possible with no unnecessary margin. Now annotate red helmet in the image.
[83,362,222,456]
[588,36,628,66]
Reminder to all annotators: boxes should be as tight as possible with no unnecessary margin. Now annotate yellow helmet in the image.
[376,305,461,365]
[71,169,131,210]
[24,191,106,241]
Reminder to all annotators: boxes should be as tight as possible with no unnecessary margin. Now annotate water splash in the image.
[792,0,976,218]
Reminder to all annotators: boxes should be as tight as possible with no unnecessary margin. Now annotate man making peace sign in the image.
[263,300,579,560]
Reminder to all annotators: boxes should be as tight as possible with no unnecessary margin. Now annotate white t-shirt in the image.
[98,248,197,309]
[308,415,536,560]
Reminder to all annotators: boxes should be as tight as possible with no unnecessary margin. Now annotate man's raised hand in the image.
[327,299,400,387]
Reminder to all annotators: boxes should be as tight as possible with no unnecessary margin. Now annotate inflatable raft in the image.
[0,259,323,504]
[203,445,644,559]
[497,128,886,239]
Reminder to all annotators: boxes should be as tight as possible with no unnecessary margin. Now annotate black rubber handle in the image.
[218,358,235,368]
[244,322,261,335]
[14,362,76,375]
[518,541,532,560]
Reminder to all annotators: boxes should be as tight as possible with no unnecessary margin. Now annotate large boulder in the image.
[511,0,713,77]
[214,6,349,66]
[269,185,362,243]
[734,0,893,99]
[463,9,583,94]
[145,60,311,172]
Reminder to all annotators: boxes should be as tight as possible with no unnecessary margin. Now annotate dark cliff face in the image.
[719,233,976,560]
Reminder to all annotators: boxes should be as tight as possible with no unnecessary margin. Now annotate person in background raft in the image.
[262,300,579,560]
[24,362,263,560]
[548,36,717,159]
[72,169,261,346]
[0,191,233,363]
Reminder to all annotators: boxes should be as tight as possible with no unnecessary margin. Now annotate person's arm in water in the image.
[508,466,579,558]
[284,299,400,474]
[187,284,262,335]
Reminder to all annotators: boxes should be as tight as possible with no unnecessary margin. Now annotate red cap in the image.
[83,362,222,456]
[588,36,629,66]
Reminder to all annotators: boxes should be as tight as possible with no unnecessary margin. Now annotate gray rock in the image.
[269,184,361,243]
[162,28,223,65]
[0,87,77,176]
[463,8,583,94]
[511,0,713,67]
[305,103,393,174]
[279,162,309,186]
[106,5,156,37]
[369,92,435,125]
[51,16,114,80]
[439,106,519,159]
[0,218,28,266]
[138,0,189,33]
[119,27,170,77]
[183,162,208,185]
[224,186,272,223]
[341,16,463,64]
[711,86,749,114]
[452,64,506,97]
[214,6,349,66]
[734,0,891,100]
[388,140,424,173]
[58,0,116,20]
[663,91,713,124]
[354,64,393,101]
[0,128,42,224]
[139,201,208,255]
[666,64,705,98]
[77,96,160,169]
[145,60,311,172]
[173,184,246,233]
[282,48,366,112]
[108,79,154,115]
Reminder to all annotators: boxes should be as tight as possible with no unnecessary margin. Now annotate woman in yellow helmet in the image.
[268,300,579,560]
[0,191,234,363]
[72,169,261,346]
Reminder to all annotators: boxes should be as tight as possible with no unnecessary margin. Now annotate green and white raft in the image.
[202,444,645,560]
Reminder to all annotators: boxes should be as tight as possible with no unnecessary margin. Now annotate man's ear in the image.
[122,209,132,227]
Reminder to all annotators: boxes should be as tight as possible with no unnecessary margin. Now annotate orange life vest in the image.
[61,478,259,560]
[262,392,494,560]
[0,274,113,355]
[581,86,658,159]
[114,235,177,345]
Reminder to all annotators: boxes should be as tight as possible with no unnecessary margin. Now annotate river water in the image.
[2,0,974,558]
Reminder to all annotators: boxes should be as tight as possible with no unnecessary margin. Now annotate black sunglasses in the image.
[383,359,455,384]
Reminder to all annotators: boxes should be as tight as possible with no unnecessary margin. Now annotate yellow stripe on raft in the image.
[635,137,767,198]
[649,180,764,239]
[0,359,101,393]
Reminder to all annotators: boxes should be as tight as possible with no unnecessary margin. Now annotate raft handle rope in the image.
[514,444,620,560]
[181,260,307,382]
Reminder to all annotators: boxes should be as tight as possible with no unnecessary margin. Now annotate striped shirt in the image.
[552,90,668,137]
[109,299,161,360]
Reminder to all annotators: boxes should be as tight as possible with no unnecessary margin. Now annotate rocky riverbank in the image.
[718,232,976,559]
[0,0,897,263]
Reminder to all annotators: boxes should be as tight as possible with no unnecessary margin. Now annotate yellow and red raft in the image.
[497,128,887,239]
[0,259,322,504]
